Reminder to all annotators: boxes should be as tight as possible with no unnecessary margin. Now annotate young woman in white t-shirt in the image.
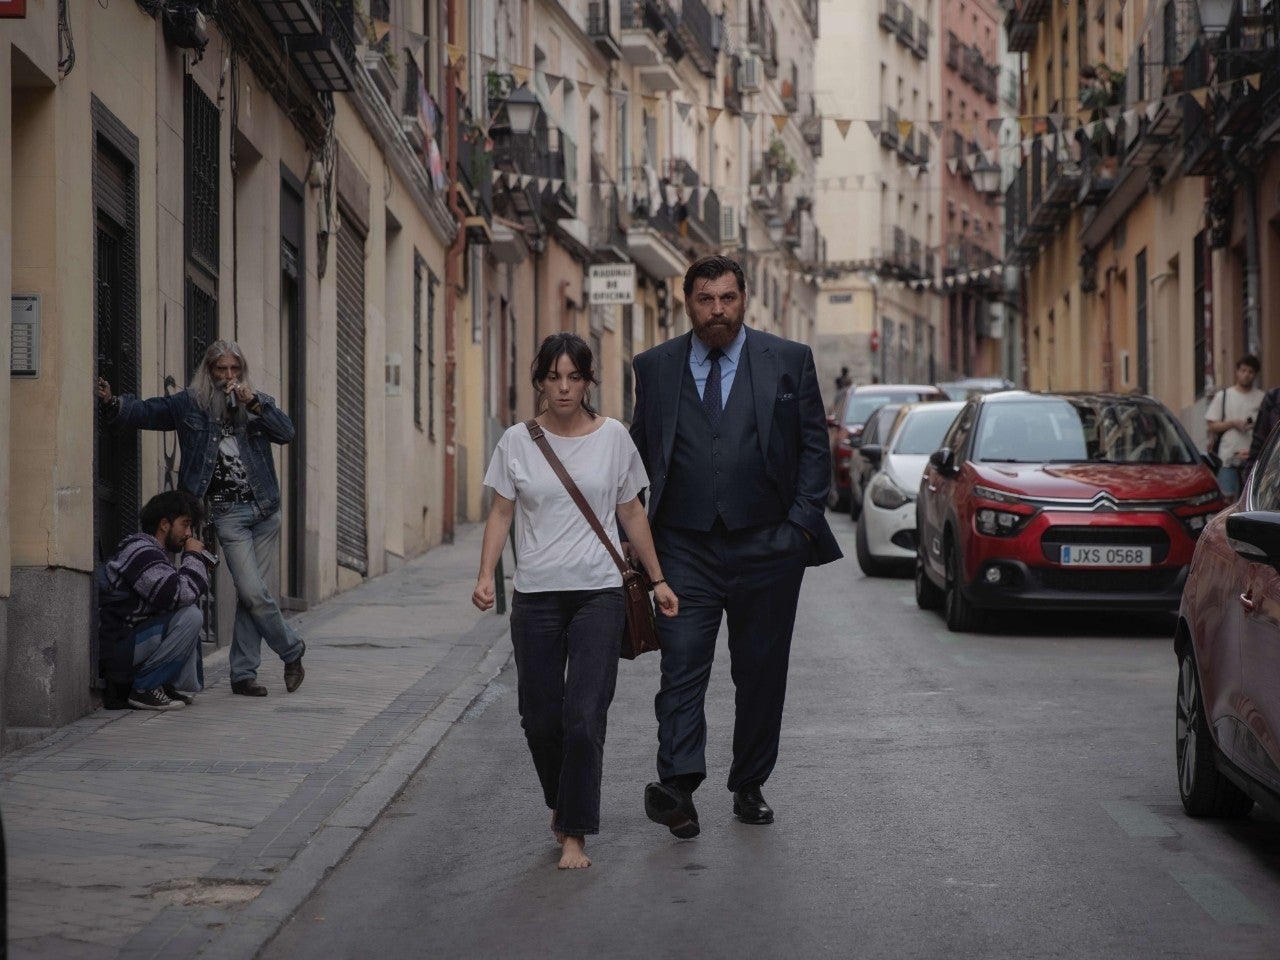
[473,333,678,870]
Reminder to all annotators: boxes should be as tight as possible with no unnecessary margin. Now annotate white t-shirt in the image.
[483,418,649,593]
[1207,386,1264,464]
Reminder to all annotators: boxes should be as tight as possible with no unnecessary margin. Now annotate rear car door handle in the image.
[1240,592,1257,612]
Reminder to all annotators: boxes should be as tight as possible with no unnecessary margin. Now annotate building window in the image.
[185,75,219,379]
[413,253,424,430]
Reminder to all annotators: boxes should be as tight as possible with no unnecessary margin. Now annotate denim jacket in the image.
[112,389,294,512]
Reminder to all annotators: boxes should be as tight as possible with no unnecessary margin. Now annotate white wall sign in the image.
[588,263,636,305]
[11,294,39,378]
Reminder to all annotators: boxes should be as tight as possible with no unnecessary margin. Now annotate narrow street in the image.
[264,520,1280,960]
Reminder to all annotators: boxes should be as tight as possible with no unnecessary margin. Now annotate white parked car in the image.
[856,401,965,577]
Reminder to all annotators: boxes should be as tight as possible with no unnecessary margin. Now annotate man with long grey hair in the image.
[97,339,306,697]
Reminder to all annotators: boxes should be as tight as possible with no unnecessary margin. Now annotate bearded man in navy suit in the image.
[629,255,842,838]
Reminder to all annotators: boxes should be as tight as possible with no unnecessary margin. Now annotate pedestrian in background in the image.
[628,255,842,840]
[472,333,677,870]
[97,340,306,697]
[1206,354,1263,501]
[98,491,214,711]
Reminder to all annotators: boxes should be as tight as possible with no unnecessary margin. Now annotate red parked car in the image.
[827,383,945,510]
[1175,423,1280,819]
[915,392,1225,631]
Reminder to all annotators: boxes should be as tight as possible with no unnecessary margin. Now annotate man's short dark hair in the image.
[139,491,204,536]
[1238,354,1261,373]
[682,255,746,298]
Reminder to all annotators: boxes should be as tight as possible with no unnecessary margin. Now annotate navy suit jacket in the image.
[630,326,842,566]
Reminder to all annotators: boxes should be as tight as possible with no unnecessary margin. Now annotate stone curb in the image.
[195,622,513,960]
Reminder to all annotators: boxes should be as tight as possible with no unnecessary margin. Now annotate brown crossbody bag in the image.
[524,419,661,660]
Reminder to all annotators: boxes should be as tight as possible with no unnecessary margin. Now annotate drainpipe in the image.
[443,0,465,542]
[1241,168,1261,358]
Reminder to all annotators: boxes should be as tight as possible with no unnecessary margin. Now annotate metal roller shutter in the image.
[335,209,368,573]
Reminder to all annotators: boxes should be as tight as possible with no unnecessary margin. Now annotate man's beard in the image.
[693,317,743,349]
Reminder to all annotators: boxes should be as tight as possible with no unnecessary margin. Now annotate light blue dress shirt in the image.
[689,325,746,408]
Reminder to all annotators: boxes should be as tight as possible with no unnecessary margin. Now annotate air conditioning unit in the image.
[720,205,740,246]
[737,55,762,92]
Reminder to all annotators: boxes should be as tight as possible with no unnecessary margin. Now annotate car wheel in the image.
[855,514,890,577]
[1176,650,1254,818]
[915,549,944,610]
[943,539,982,632]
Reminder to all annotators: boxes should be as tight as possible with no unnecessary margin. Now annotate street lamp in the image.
[1196,0,1235,36]
[971,157,1002,196]
[499,85,541,136]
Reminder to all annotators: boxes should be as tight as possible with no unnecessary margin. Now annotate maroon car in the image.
[827,383,945,510]
[1175,419,1280,819]
[915,392,1225,631]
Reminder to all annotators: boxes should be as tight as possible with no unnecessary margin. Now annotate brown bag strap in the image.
[524,419,630,577]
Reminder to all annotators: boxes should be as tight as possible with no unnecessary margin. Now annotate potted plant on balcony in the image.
[1079,63,1125,174]
[764,137,799,183]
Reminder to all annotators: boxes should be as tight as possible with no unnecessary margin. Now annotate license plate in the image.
[1059,545,1152,566]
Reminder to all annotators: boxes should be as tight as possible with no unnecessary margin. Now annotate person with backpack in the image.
[1206,354,1263,501]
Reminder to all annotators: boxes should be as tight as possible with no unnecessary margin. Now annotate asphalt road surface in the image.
[264,520,1280,960]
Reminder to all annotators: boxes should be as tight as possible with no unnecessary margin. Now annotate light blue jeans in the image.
[212,501,305,683]
[132,605,203,693]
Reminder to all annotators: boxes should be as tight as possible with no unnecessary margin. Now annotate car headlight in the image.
[975,507,1030,537]
[974,483,1022,505]
[869,475,912,510]
[1183,489,1222,507]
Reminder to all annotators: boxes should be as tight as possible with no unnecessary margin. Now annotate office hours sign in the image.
[587,264,635,306]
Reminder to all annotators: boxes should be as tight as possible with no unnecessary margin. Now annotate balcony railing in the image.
[1004,0,1044,53]
[588,1,623,60]
[897,6,916,46]
[749,1,780,76]
[590,181,629,260]
[621,0,686,62]
[290,0,358,92]
[946,31,961,69]
[880,106,900,149]
[725,54,744,114]
[677,0,718,77]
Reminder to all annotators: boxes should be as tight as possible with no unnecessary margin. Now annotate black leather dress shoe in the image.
[284,642,306,693]
[644,781,700,839]
[231,679,269,697]
[733,785,774,824]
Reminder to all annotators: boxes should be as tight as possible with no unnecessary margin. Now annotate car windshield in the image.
[845,393,926,426]
[973,397,1200,464]
[892,406,962,455]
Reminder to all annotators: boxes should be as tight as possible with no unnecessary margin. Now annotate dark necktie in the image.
[703,348,724,425]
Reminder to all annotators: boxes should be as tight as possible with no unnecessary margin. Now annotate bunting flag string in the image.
[577,79,595,97]
[676,101,693,122]
[742,111,757,130]
[834,118,852,139]
[546,73,563,94]
[772,113,789,133]
[706,106,722,126]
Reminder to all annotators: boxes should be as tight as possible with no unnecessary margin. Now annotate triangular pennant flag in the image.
[985,148,997,165]
[1049,112,1065,132]
[834,118,853,140]
[507,171,520,189]
[707,106,722,126]
[988,118,1004,134]
[520,174,533,189]
[1192,87,1210,107]
[478,53,497,68]
[1018,116,1033,137]
[536,177,548,193]
[742,111,757,130]
[1146,100,1161,121]
[577,80,595,97]
[910,164,922,180]
[492,168,504,185]
[1122,108,1138,127]
[546,73,563,94]
[931,121,945,140]
[677,101,693,121]
[947,157,959,175]
[446,43,465,67]
[511,64,531,86]
[371,19,392,43]
[867,120,881,138]
[773,113,788,133]
[1104,116,1118,135]
[898,119,913,141]
[967,152,980,170]
[854,175,863,188]
[1106,104,1122,119]
[551,179,563,193]
[1247,72,1262,90]
[1022,136,1034,151]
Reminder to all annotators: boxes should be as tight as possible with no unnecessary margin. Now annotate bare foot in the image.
[551,810,566,845]
[557,835,590,869]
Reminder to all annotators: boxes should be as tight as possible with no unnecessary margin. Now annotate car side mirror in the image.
[1202,451,1223,473]
[929,447,956,475]
[861,443,883,467]
[1226,511,1280,572]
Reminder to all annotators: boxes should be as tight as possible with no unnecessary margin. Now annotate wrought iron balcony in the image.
[620,0,685,64]
[881,0,903,35]
[590,181,629,262]
[258,0,323,36]
[676,0,718,77]
[588,1,624,60]
[289,0,358,92]
[749,0,780,76]
[1004,0,1043,53]
[801,113,823,157]
[897,6,916,46]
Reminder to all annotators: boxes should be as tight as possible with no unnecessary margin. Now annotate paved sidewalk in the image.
[0,523,512,960]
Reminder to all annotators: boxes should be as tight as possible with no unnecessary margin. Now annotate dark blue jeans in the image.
[510,588,623,836]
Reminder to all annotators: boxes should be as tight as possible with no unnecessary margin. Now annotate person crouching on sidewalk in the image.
[97,339,305,697]
[99,491,215,711]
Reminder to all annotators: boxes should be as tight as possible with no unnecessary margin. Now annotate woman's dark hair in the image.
[682,255,746,298]
[530,333,599,416]
[139,490,204,536]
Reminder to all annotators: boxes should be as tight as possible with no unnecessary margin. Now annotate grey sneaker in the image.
[128,687,184,711]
